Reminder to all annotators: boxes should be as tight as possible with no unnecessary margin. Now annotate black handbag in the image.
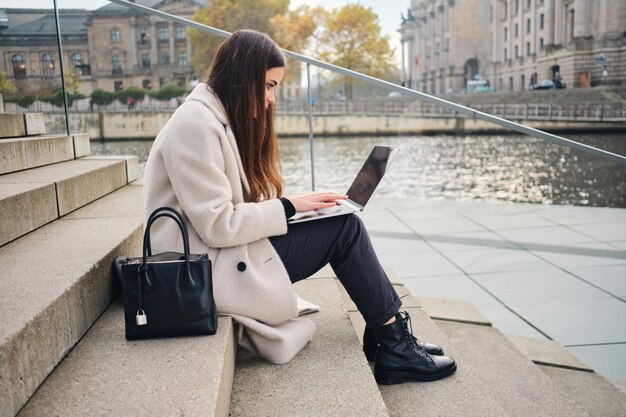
[114,206,217,340]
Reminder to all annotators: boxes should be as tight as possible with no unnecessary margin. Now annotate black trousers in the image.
[269,214,401,329]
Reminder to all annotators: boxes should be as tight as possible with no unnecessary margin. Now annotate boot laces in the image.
[398,311,429,359]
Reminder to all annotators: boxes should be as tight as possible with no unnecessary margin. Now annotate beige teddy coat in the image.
[143,83,315,364]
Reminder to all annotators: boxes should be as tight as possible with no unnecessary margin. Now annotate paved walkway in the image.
[361,198,626,385]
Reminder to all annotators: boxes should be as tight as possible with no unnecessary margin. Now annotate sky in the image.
[1,0,409,61]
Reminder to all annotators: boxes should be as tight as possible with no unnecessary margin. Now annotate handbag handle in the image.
[142,207,196,288]
[144,207,190,257]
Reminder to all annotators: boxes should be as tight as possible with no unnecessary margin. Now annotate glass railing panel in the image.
[0,1,67,134]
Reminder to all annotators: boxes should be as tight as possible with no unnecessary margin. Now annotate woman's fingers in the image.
[286,191,348,212]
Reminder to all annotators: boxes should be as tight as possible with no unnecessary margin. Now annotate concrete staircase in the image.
[2,108,626,417]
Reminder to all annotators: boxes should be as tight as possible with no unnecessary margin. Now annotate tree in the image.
[189,0,289,75]
[269,5,321,97]
[0,71,17,95]
[63,69,81,96]
[316,4,395,98]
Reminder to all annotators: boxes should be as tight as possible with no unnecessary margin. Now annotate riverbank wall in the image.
[46,112,626,140]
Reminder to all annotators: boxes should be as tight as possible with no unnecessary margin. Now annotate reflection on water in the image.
[91,133,626,208]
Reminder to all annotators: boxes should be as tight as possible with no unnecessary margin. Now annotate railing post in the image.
[306,63,315,191]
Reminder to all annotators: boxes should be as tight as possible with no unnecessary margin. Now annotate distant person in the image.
[143,30,456,384]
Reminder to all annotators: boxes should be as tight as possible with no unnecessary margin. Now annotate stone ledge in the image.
[0,185,144,417]
[17,300,236,417]
[0,159,127,216]
[0,113,25,138]
[0,135,73,175]
[507,335,593,372]
[230,278,389,417]
[82,155,139,183]
[0,182,57,246]
[415,297,492,326]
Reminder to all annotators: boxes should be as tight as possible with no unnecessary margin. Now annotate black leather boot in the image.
[374,312,456,385]
[363,324,444,362]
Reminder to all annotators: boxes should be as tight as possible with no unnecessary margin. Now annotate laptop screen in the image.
[346,146,399,207]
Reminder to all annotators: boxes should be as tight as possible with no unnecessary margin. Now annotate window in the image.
[12,54,26,78]
[515,23,519,37]
[527,0,531,8]
[176,26,186,39]
[503,1,508,19]
[504,27,508,41]
[539,37,544,50]
[504,47,508,60]
[509,76,514,91]
[160,52,170,65]
[42,53,55,78]
[515,45,519,57]
[159,26,169,41]
[142,79,152,89]
[140,28,150,45]
[112,55,123,75]
[71,53,82,75]
[526,41,531,55]
[540,13,544,29]
[527,18,531,33]
[178,51,187,66]
[141,53,151,69]
[514,0,519,14]
[111,28,120,43]
[114,80,124,92]
[521,74,525,90]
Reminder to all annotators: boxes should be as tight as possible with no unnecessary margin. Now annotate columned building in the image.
[399,0,492,94]
[86,0,203,93]
[490,0,625,90]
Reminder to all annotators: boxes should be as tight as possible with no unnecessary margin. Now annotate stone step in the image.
[17,299,236,417]
[0,156,137,247]
[0,134,90,175]
[229,276,390,417]
[337,283,507,416]
[0,185,144,417]
[508,335,626,416]
[0,113,45,139]
[0,158,132,222]
[435,320,589,416]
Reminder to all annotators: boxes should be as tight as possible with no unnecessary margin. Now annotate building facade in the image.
[399,0,492,94]
[0,9,92,94]
[0,0,204,96]
[491,0,626,91]
[86,0,202,93]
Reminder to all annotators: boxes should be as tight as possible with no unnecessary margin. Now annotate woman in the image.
[143,30,456,385]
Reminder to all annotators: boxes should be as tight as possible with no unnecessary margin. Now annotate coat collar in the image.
[186,83,229,126]
[185,83,251,197]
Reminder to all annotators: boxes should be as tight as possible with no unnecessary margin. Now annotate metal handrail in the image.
[107,0,626,166]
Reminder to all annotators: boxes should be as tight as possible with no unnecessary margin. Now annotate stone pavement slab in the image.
[413,297,491,326]
[530,241,626,268]
[495,225,597,246]
[361,199,626,382]
[377,251,462,277]
[565,264,626,297]
[442,247,553,273]
[567,344,626,383]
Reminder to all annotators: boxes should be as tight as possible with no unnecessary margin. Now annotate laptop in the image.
[288,145,399,224]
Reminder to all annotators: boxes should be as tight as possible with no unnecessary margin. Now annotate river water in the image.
[91,133,626,208]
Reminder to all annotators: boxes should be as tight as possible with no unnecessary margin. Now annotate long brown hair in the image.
[207,30,285,202]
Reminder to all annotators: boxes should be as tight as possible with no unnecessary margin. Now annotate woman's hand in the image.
[287,191,348,212]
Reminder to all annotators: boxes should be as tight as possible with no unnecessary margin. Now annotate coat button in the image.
[237,262,246,272]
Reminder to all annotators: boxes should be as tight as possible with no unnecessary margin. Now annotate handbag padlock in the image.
[136,309,147,326]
